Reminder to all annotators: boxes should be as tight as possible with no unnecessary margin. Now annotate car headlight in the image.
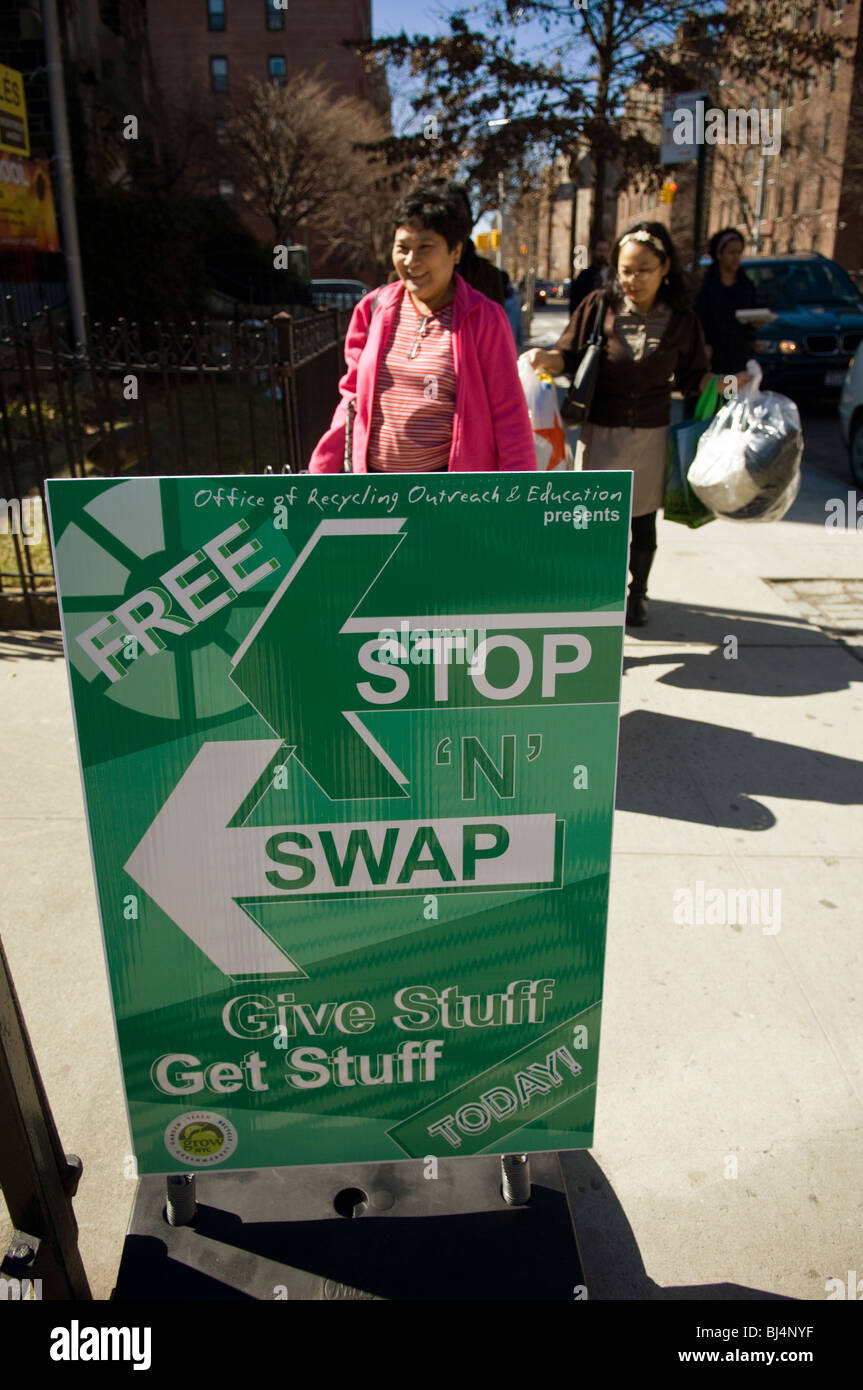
[753,338,778,354]
[777,340,800,354]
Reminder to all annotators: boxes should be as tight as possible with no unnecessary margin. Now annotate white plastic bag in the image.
[517,357,572,470]
[687,360,803,521]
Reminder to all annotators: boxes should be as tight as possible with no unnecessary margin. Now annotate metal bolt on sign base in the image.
[165,1174,197,1227]
[500,1154,531,1206]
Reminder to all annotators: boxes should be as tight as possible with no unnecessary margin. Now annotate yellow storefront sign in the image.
[0,64,30,158]
[0,157,59,251]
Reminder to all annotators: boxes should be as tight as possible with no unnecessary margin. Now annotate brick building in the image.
[708,4,863,271]
[143,0,382,247]
[4,2,384,260]
[616,4,863,275]
[146,0,374,111]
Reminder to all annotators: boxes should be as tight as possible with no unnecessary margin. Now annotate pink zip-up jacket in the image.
[308,273,537,472]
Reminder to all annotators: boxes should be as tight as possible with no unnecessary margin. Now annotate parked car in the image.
[838,352,863,484]
[740,253,863,399]
[311,279,371,310]
[533,279,554,307]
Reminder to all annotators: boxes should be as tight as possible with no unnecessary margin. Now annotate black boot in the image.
[626,547,655,627]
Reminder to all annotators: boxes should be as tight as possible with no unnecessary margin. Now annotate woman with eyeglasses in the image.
[525,221,719,626]
[309,182,536,474]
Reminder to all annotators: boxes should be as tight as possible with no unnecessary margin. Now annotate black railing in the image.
[0,298,348,626]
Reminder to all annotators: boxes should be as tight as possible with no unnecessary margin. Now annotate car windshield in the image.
[745,260,861,310]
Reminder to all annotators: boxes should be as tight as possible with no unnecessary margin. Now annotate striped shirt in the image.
[367,293,456,472]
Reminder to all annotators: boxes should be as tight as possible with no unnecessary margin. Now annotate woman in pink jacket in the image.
[308,182,536,474]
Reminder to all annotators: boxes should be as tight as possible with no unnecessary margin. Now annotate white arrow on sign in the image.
[124,738,305,978]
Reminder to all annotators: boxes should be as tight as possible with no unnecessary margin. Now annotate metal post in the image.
[693,140,707,269]
[752,142,768,255]
[0,933,92,1298]
[500,1153,531,1205]
[165,1174,197,1227]
[496,172,504,271]
[42,0,87,351]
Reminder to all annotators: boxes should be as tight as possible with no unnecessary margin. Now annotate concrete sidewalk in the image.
[1,431,861,1299]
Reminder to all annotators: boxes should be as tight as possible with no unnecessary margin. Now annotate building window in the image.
[215,120,228,145]
[777,183,785,216]
[207,0,225,30]
[268,55,287,86]
[266,0,285,30]
[218,179,234,199]
[210,56,228,92]
[823,113,831,151]
[804,68,813,98]
[811,232,820,252]
[792,180,801,214]
[816,175,825,207]
[830,57,840,91]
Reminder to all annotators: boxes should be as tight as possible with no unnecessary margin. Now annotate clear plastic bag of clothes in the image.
[687,360,803,521]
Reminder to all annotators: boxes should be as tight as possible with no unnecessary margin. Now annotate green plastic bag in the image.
[663,378,720,527]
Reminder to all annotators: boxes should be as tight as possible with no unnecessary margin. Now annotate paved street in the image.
[1,326,861,1299]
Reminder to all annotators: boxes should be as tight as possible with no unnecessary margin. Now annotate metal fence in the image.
[0,282,69,329]
[0,298,347,625]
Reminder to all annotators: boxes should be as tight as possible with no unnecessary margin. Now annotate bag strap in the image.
[586,291,607,347]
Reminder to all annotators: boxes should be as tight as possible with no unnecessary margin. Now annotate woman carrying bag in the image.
[694,227,763,379]
[525,222,735,626]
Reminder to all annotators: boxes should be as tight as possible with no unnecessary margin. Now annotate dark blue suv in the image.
[741,254,863,398]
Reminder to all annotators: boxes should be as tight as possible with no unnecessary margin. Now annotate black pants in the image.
[631,511,657,553]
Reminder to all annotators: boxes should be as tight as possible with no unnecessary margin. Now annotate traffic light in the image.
[519,242,528,255]
[475,231,490,252]
[659,180,678,204]
[491,228,501,250]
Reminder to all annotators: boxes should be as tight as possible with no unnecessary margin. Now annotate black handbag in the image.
[561,293,607,425]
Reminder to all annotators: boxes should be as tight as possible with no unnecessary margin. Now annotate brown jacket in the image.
[556,288,709,428]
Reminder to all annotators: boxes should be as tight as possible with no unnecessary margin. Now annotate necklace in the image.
[407,311,429,360]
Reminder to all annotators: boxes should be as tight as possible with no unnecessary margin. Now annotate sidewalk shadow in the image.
[624,602,861,697]
[559,1151,792,1300]
[615,709,860,830]
[0,631,64,660]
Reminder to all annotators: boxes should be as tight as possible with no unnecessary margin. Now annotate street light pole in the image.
[43,0,87,348]
[752,143,768,254]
